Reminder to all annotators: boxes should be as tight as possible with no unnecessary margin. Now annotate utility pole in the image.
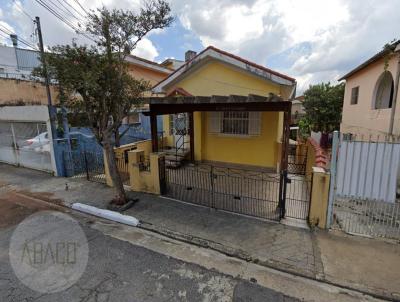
[35,16,57,138]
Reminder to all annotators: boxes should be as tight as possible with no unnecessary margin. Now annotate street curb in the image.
[13,192,398,302]
[137,221,397,302]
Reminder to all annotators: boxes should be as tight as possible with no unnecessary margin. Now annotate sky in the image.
[0,0,399,94]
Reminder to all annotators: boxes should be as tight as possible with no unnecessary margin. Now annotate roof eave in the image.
[125,55,172,74]
[152,47,296,93]
[339,41,400,81]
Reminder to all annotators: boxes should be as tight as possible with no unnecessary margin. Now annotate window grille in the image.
[222,111,249,135]
[208,111,261,136]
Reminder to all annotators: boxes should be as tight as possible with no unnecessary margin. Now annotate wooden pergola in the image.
[144,94,292,170]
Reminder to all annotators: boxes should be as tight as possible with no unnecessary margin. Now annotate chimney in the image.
[10,34,18,47]
[185,50,197,62]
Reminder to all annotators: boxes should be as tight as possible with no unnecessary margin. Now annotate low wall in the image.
[114,140,152,158]
[309,167,330,228]
[305,138,331,228]
[128,151,164,194]
[104,140,152,187]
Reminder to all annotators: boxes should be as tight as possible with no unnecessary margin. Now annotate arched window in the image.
[374,71,394,109]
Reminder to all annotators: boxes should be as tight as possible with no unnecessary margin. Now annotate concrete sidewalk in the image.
[1,164,399,300]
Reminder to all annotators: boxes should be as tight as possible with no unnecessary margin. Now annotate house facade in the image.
[340,41,400,136]
[152,46,296,171]
[0,43,59,105]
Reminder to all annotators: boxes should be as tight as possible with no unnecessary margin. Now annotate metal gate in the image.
[329,132,400,240]
[164,163,283,221]
[288,144,307,175]
[163,163,311,221]
[0,121,53,172]
[285,173,312,220]
[64,150,106,183]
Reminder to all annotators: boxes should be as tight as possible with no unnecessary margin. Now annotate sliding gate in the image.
[0,121,53,172]
[164,163,285,221]
[163,163,311,221]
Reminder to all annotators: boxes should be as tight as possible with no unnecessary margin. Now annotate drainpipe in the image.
[389,44,400,135]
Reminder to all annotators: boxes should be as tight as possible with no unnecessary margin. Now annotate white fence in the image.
[330,132,400,239]
[336,139,400,203]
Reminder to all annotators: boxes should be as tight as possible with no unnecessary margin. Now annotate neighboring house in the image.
[125,54,172,93]
[160,58,185,70]
[0,36,171,176]
[0,41,58,105]
[339,40,400,136]
[291,95,305,125]
[121,54,171,132]
[152,46,296,171]
[0,37,171,142]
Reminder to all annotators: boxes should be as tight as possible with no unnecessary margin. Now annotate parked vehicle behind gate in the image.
[22,132,50,153]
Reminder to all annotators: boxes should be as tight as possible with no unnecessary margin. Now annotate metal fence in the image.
[64,150,106,183]
[165,163,282,221]
[330,132,400,239]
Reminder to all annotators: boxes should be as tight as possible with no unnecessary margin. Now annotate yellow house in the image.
[152,46,297,171]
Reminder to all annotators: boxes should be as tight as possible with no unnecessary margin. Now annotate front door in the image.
[172,113,188,150]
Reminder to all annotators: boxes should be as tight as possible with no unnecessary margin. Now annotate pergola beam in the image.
[145,102,290,115]
[145,95,292,171]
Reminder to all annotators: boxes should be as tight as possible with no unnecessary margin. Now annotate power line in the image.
[51,0,85,23]
[34,0,82,31]
[12,0,34,21]
[33,0,95,42]
[64,0,87,19]
[0,25,38,50]
[0,31,10,41]
[0,24,36,48]
[71,0,90,16]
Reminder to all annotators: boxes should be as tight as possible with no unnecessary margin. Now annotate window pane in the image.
[351,87,359,105]
[222,111,249,135]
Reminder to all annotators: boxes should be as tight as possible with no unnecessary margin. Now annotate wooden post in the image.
[150,114,158,152]
[188,112,195,162]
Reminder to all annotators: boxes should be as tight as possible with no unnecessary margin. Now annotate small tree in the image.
[41,2,173,205]
[301,82,345,134]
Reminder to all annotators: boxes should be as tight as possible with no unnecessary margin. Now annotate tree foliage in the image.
[300,82,345,133]
[37,1,173,205]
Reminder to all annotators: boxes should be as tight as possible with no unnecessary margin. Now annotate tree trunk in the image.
[103,132,127,205]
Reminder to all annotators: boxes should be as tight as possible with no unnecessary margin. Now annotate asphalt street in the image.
[0,192,298,302]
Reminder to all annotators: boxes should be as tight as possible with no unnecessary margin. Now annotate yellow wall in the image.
[201,112,279,168]
[165,61,281,97]
[104,140,152,187]
[309,168,330,228]
[164,60,285,169]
